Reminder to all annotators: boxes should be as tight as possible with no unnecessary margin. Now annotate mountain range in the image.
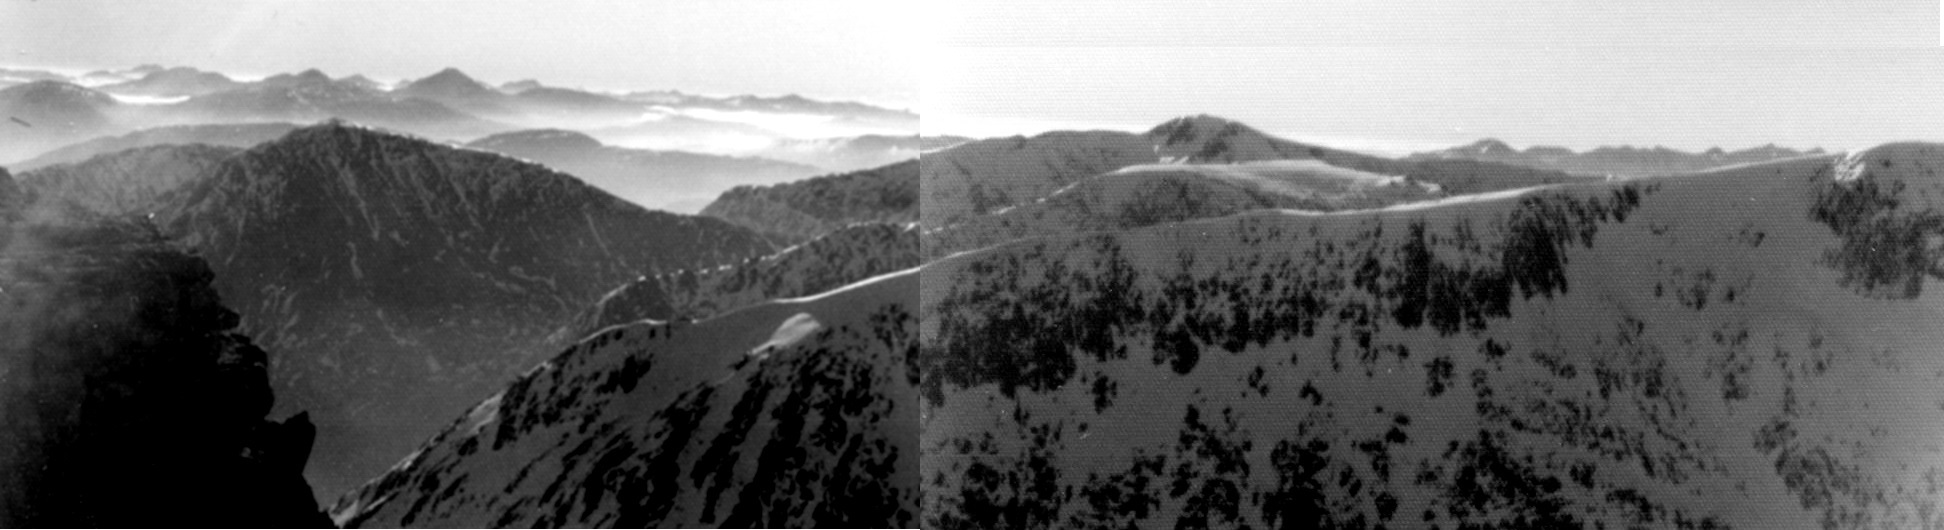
[1411,138,1827,178]
[0,64,924,175]
[9,120,797,503]
[6,72,1939,530]
[463,128,821,213]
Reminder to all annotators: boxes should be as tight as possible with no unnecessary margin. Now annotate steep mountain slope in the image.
[920,144,1944,528]
[922,159,1449,259]
[464,129,819,213]
[703,159,918,241]
[9,122,295,170]
[0,220,329,527]
[330,267,920,527]
[921,115,1587,230]
[1411,138,1827,178]
[155,120,779,502]
[15,143,239,219]
[0,81,120,163]
[558,222,920,344]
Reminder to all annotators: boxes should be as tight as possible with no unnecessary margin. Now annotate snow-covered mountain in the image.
[1411,138,1828,178]
[143,121,779,502]
[703,159,918,242]
[330,266,920,527]
[919,142,1944,528]
[922,159,1450,259]
[464,128,820,213]
[557,221,919,343]
[920,115,1587,231]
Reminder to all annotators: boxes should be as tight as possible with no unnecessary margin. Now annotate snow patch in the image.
[773,266,920,304]
[105,93,191,105]
[463,393,503,436]
[1832,150,1867,182]
[750,312,822,358]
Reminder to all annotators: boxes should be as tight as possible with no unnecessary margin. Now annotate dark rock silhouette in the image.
[0,220,331,527]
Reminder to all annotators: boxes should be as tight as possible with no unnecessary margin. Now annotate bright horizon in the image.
[4,1,1940,154]
[0,0,920,110]
[921,0,1943,155]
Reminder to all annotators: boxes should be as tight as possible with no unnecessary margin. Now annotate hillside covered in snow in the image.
[919,141,1944,529]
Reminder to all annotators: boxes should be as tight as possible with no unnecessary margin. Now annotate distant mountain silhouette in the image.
[0,81,120,162]
[175,73,503,139]
[465,128,818,213]
[1410,138,1827,177]
[756,134,969,173]
[99,66,241,97]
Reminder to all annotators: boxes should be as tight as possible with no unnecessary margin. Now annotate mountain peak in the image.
[1461,138,1519,156]
[399,67,499,99]
[1143,114,1267,147]
[258,69,334,88]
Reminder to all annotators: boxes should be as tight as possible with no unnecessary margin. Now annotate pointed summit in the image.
[398,67,499,100]
[257,69,334,88]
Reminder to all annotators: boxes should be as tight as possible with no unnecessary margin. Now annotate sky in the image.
[922,0,1944,154]
[0,0,920,108]
[1,1,1939,153]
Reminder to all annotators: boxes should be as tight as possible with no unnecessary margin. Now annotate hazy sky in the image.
[3,1,1939,153]
[0,0,919,107]
[923,0,1943,153]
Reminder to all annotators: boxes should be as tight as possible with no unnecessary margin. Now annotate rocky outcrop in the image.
[0,220,330,527]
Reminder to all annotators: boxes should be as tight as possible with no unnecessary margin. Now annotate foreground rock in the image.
[0,220,330,527]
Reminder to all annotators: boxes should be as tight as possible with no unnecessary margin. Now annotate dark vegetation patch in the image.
[921,185,1648,405]
[1811,172,1944,299]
